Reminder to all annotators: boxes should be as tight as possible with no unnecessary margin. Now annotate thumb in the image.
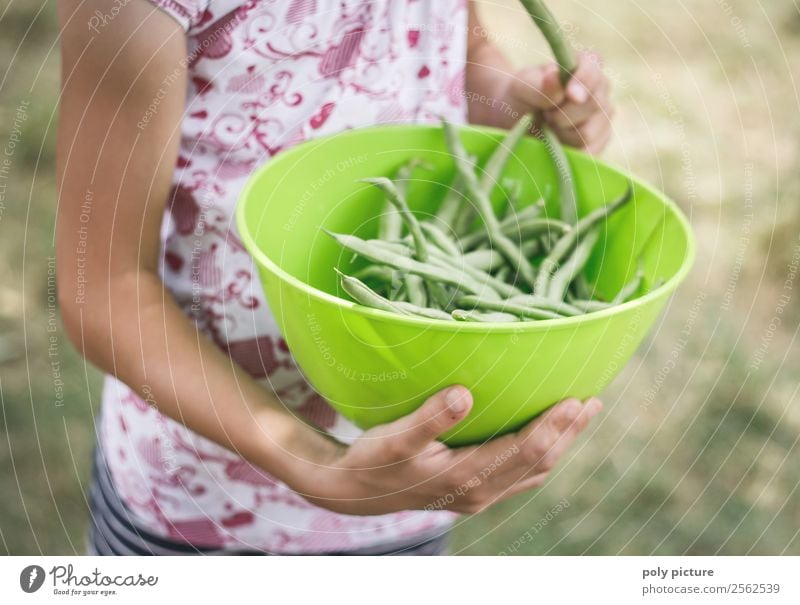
[383,386,473,457]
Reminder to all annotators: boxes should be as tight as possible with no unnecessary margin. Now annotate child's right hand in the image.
[299,387,602,515]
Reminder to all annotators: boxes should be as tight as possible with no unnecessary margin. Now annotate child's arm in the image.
[57,0,601,516]
[466,1,614,154]
[55,0,326,488]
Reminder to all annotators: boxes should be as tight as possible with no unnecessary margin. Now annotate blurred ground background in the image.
[1,0,798,555]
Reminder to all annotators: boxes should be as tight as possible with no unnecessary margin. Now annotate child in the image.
[56,0,612,555]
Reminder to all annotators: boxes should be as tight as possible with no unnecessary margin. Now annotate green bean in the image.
[508,294,585,316]
[395,157,432,194]
[538,232,558,254]
[452,201,477,236]
[541,125,578,225]
[464,200,541,248]
[378,158,429,240]
[507,200,544,224]
[534,185,633,295]
[370,239,413,255]
[502,179,523,220]
[362,177,453,308]
[546,227,600,302]
[447,115,531,235]
[326,231,488,295]
[435,155,475,226]
[335,269,413,315]
[479,113,534,195]
[361,177,429,261]
[442,120,537,289]
[571,274,592,300]
[332,108,643,321]
[518,0,577,85]
[522,239,541,258]
[459,217,571,250]
[353,265,395,283]
[420,222,461,256]
[431,255,519,299]
[462,248,506,272]
[458,294,564,320]
[340,269,429,314]
[434,177,465,226]
[378,202,403,242]
[568,298,612,313]
[366,241,430,305]
[389,282,407,302]
[372,239,514,299]
[452,309,520,323]
[406,275,428,307]
[495,266,512,284]
[612,264,645,304]
[394,302,454,321]
[518,0,579,222]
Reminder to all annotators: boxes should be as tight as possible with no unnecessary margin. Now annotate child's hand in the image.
[506,52,613,154]
[301,387,602,515]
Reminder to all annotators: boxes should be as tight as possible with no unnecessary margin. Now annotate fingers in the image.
[584,120,613,155]
[494,397,602,486]
[436,398,602,514]
[501,469,551,500]
[544,78,610,130]
[520,397,601,459]
[511,52,606,111]
[546,60,613,152]
[566,51,605,104]
[509,62,565,112]
[382,385,473,459]
[521,52,613,153]
[549,110,614,154]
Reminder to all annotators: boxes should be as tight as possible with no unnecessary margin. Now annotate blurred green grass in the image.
[1,0,798,555]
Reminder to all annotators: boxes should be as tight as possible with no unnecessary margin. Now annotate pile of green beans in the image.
[324,115,652,323]
[325,0,656,323]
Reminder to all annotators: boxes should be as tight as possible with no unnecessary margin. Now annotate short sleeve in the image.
[146,0,211,32]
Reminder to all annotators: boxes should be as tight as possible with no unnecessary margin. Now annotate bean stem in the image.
[518,0,577,85]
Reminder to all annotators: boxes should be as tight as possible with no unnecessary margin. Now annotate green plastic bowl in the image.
[237,124,694,446]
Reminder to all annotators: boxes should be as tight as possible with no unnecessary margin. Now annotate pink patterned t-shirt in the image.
[100,0,468,553]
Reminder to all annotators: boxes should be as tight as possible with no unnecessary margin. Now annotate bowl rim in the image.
[236,123,696,334]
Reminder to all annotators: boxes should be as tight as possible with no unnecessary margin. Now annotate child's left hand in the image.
[505,51,614,154]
